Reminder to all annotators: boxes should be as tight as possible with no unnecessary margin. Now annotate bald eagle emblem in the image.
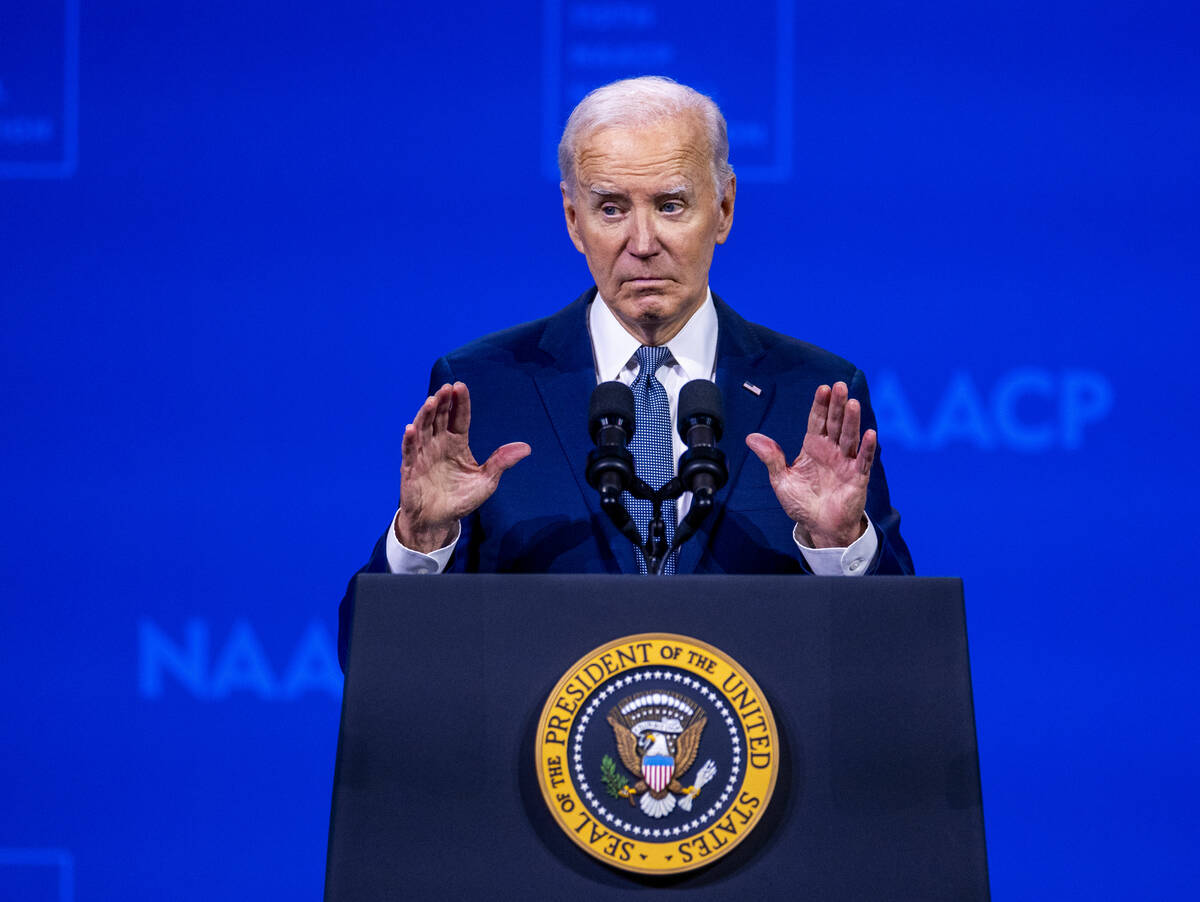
[604,690,718,819]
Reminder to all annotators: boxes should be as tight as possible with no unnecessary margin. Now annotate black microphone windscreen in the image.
[677,379,725,441]
[589,381,636,443]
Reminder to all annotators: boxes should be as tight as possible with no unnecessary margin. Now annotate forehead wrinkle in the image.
[574,145,710,181]
[576,149,707,180]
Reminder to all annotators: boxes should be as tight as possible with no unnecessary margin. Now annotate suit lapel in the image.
[529,290,775,576]
[532,290,636,574]
[676,295,775,574]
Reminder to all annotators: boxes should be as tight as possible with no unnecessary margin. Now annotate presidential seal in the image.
[535,633,778,875]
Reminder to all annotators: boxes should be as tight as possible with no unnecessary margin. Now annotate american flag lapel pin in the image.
[743,381,762,396]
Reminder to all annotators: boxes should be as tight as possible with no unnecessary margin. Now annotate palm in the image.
[401,427,503,526]
[772,431,870,544]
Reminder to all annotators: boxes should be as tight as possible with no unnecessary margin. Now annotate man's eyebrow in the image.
[656,184,692,198]
[588,186,627,199]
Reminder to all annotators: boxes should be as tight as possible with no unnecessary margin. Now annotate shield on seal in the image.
[643,755,674,792]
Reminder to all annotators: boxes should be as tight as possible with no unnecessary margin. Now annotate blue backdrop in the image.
[2,1,1197,898]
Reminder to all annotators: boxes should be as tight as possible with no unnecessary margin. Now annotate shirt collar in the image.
[588,288,718,381]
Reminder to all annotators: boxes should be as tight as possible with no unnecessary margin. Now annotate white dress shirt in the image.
[386,290,878,575]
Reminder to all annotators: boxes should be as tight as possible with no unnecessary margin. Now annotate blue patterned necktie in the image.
[626,345,676,574]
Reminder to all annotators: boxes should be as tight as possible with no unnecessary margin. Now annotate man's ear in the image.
[561,182,586,253]
[715,173,736,245]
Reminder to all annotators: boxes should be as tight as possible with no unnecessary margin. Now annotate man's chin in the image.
[624,297,676,322]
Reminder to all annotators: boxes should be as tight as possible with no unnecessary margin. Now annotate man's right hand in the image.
[394,382,531,553]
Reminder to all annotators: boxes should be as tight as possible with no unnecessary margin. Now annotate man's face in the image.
[562,113,736,346]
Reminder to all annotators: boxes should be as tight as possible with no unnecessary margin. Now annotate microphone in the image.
[586,381,648,558]
[676,380,728,498]
[586,381,636,496]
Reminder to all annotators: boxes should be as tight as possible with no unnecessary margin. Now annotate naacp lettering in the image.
[138,619,341,701]
[874,367,1112,451]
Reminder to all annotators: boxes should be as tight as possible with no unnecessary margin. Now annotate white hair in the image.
[557,76,735,201]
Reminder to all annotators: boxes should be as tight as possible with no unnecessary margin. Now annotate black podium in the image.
[326,575,988,900]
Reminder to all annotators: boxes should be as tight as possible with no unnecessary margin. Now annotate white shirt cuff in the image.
[793,515,879,576]
[384,510,460,574]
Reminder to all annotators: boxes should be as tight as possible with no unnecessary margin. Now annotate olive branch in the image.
[600,754,628,798]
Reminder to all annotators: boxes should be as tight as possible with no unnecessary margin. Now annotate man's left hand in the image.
[746,381,874,548]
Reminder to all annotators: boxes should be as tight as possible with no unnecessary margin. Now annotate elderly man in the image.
[339,76,912,664]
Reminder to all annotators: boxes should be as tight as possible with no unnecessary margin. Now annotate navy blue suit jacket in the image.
[339,289,913,665]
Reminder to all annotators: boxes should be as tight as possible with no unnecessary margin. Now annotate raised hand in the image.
[394,382,531,553]
[745,381,874,548]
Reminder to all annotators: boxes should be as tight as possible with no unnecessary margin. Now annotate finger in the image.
[839,397,862,457]
[401,422,417,463]
[482,441,531,478]
[858,429,878,477]
[825,381,848,445]
[807,385,831,436]
[448,382,471,434]
[432,383,454,436]
[745,433,787,480]
[412,392,439,437]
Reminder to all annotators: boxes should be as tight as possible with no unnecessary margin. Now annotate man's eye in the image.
[601,205,620,216]
[661,201,682,213]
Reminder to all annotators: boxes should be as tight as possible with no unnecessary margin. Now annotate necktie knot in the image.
[634,345,671,381]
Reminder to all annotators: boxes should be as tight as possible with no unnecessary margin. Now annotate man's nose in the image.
[625,208,660,258]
